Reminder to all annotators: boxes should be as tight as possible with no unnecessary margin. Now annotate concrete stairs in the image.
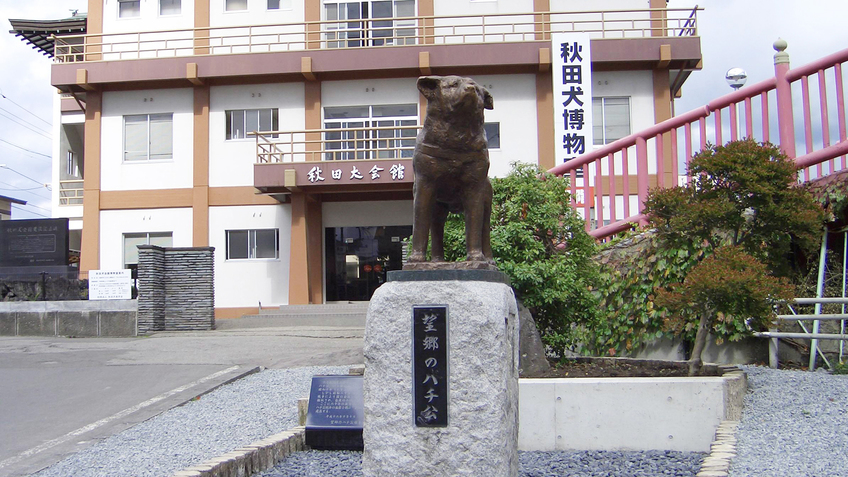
[215,303,369,330]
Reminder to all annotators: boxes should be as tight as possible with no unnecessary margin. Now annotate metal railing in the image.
[255,124,420,164]
[755,297,848,370]
[59,179,84,206]
[549,41,848,239]
[51,7,700,62]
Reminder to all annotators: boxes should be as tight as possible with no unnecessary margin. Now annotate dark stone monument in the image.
[406,75,496,270]
[412,305,449,427]
[0,218,73,278]
[305,375,364,450]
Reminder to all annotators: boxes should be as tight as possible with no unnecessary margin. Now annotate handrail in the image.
[549,43,848,240]
[51,7,701,62]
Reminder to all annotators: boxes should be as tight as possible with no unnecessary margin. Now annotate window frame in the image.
[225,0,249,12]
[159,0,182,16]
[592,96,631,146]
[123,113,174,162]
[226,229,280,260]
[123,232,173,269]
[267,0,293,10]
[484,122,500,149]
[322,103,418,160]
[118,0,141,18]
[225,108,279,141]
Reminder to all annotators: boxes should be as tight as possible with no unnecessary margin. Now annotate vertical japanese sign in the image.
[552,32,593,166]
[412,305,449,427]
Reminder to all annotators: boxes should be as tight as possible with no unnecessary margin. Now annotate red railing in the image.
[550,40,848,239]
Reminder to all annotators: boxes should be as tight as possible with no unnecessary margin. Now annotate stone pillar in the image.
[363,270,519,477]
[137,245,166,333]
[137,246,215,333]
[164,247,215,331]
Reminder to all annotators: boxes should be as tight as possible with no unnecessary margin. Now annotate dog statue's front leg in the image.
[409,181,434,262]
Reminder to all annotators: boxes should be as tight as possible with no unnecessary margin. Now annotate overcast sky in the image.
[1,0,847,219]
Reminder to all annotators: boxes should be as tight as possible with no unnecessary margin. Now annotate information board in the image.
[305,375,364,450]
[89,269,133,300]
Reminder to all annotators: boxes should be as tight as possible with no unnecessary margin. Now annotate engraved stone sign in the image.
[412,305,449,427]
[305,375,364,450]
[0,218,69,267]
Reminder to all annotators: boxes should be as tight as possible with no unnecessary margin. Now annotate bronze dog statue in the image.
[407,75,495,266]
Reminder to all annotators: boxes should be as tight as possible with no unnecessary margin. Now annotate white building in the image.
[11,0,701,318]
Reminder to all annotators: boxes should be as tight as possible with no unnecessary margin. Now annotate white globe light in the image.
[725,67,748,90]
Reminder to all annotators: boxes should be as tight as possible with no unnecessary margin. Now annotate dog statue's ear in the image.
[417,76,441,98]
[483,88,494,110]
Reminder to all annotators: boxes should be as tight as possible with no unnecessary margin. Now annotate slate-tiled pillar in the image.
[164,247,215,331]
[137,245,166,333]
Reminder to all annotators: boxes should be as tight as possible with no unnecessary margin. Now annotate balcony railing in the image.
[52,7,700,63]
[59,179,84,206]
[255,124,421,164]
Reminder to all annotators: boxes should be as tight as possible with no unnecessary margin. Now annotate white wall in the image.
[434,0,535,17]
[102,0,196,34]
[323,200,413,227]
[549,0,651,12]
[99,207,193,270]
[101,88,194,191]
[464,74,538,177]
[209,204,291,307]
[209,0,303,28]
[322,78,419,109]
[209,83,305,187]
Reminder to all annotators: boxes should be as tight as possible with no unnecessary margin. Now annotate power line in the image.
[0,165,48,187]
[0,182,51,201]
[0,107,52,139]
[11,203,49,218]
[0,89,52,126]
[0,138,51,160]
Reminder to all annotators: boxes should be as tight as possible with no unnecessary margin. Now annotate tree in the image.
[644,139,824,375]
[439,162,599,356]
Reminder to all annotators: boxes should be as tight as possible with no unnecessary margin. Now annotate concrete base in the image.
[362,277,519,477]
[518,368,746,453]
[0,300,137,337]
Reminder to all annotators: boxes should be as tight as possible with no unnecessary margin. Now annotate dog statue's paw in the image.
[407,252,427,263]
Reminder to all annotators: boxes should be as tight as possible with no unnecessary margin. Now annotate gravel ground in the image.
[728,365,848,477]
[32,366,351,477]
[33,364,848,477]
[257,449,705,476]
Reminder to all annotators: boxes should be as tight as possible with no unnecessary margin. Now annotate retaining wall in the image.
[0,300,137,337]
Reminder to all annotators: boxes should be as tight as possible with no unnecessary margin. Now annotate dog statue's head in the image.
[417,76,494,122]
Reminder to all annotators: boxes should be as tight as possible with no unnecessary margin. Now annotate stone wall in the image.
[137,246,215,333]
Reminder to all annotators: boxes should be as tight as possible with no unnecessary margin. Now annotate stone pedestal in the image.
[362,270,519,477]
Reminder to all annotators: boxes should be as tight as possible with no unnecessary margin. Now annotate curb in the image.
[696,420,739,477]
[172,426,306,477]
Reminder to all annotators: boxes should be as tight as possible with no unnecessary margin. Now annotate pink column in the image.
[774,38,796,159]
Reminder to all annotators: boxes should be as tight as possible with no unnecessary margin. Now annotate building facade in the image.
[13,0,701,317]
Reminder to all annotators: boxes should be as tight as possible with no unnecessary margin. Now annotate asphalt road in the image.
[0,325,364,477]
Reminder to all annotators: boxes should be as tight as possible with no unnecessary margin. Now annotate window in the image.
[124,113,173,161]
[484,122,500,149]
[225,109,279,140]
[118,0,141,18]
[323,103,417,160]
[160,0,181,15]
[123,232,173,269]
[225,0,248,11]
[324,0,416,48]
[226,229,279,260]
[267,0,292,9]
[67,151,80,177]
[592,97,630,145]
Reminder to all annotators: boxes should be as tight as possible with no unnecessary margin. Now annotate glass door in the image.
[325,225,412,301]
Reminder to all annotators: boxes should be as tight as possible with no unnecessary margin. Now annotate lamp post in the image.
[725,67,748,140]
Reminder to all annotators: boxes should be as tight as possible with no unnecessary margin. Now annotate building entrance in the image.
[325,225,412,302]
